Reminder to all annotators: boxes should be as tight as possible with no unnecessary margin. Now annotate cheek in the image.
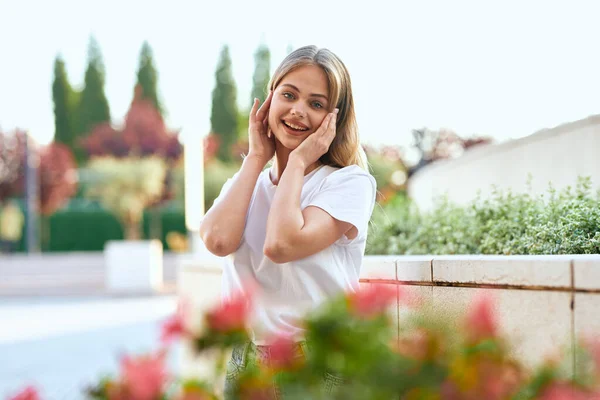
[268,111,279,130]
[268,99,284,125]
[312,113,329,130]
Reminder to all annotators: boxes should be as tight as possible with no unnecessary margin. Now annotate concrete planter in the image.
[105,240,163,293]
[177,254,600,377]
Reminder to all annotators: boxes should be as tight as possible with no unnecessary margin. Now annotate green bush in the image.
[42,200,185,252]
[203,159,241,211]
[367,177,600,255]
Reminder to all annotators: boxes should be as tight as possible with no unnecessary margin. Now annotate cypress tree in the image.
[52,55,76,151]
[135,41,164,116]
[75,36,111,162]
[210,45,239,162]
[250,43,271,106]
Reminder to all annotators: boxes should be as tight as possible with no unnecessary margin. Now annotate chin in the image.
[275,131,304,150]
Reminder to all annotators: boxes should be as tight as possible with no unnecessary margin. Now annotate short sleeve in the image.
[209,171,240,208]
[307,165,377,243]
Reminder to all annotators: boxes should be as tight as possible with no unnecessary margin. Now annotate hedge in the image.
[11,199,186,252]
[367,177,600,255]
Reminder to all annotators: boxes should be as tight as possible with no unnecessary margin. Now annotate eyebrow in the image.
[280,83,328,101]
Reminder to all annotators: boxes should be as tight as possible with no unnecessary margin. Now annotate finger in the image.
[250,98,260,121]
[317,114,333,135]
[256,91,273,121]
[263,117,271,138]
[329,109,338,132]
[326,114,336,140]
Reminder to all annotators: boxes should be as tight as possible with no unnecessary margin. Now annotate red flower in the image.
[584,335,600,374]
[7,386,40,400]
[267,335,302,370]
[161,300,190,344]
[120,350,169,400]
[538,382,600,400]
[348,284,398,318]
[206,293,250,333]
[465,292,498,342]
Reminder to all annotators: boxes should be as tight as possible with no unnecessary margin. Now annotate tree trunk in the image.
[124,221,141,241]
[149,206,162,241]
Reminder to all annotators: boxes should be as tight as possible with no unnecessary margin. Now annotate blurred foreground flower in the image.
[161,300,190,344]
[538,382,599,400]
[347,283,398,318]
[465,292,498,342]
[206,293,250,334]
[266,334,303,371]
[120,350,169,400]
[14,281,600,399]
[7,386,40,400]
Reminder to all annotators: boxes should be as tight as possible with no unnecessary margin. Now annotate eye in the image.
[282,92,294,100]
[311,101,324,109]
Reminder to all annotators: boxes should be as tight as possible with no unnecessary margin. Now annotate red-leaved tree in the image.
[81,86,183,207]
[82,86,183,162]
[0,129,77,215]
[0,129,27,203]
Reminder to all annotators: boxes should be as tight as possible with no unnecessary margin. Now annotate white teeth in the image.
[284,121,308,131]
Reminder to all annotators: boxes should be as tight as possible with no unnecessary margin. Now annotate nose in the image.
[290,105,307,118]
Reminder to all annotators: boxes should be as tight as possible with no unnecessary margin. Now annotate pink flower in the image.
[268,335,302,370]
[161,300,189,344]
[583,335,600,373]
[120,350,169,400]
[206,293,250,333]
[7,386,40,400]
[348,284,398,318]
[465,292,498,342]
[538,382,600,400]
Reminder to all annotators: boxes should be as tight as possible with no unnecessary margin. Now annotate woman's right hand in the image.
[248,91,275,164]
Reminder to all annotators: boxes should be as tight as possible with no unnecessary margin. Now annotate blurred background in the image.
[1,0,599,398]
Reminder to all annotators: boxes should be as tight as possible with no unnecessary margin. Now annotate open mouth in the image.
[282,120,309,132]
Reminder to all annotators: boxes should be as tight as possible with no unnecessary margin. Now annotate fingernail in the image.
[334,108,339,115]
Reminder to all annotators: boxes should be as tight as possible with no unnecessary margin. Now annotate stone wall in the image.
[408,114,600,211]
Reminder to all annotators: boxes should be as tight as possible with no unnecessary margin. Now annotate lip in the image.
[281,120,310,136]
[282,119,309,130]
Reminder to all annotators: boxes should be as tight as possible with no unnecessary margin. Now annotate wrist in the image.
[243,153,270,172]
[245,152,271,168]
[288,153,307,171]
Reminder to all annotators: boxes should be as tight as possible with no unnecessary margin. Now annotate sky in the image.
[1,0,599,150]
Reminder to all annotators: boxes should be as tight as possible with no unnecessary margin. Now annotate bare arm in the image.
[263,155,353,263]
[199,93,275,257]
[199,155,267,256]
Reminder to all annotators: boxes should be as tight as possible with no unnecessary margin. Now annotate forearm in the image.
[264,156,306,258]
[199,155,266,256]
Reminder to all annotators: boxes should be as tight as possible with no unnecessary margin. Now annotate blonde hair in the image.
[268,45,368,170]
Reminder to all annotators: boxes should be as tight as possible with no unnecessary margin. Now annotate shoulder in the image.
[320,165,376,191]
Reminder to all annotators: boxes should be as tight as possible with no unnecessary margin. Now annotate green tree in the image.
[250,43,271,106]
[210,45,239,162]
[52,55,77,151]
[75,36,111,163]
[135,41,164,116]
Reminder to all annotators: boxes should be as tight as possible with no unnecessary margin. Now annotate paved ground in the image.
[0,295,180,400]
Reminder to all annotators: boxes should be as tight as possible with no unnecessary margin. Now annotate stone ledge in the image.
[431,255,574,288]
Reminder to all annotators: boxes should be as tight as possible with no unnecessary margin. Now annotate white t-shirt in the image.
[213,163,377,343]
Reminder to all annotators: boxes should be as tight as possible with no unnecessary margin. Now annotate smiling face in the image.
[268,64,331,150]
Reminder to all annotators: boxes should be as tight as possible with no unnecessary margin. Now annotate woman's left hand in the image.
[290,109,338,169]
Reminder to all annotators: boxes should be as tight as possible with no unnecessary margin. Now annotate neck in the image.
[270,140,321,185]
